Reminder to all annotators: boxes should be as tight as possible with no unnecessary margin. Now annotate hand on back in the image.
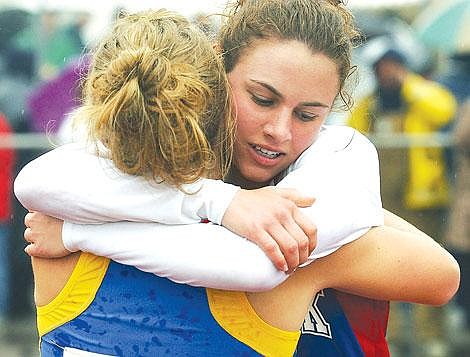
[24,212,70,258]
[222,187,317,272]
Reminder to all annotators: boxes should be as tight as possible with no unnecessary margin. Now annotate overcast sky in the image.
[3,0,426,13]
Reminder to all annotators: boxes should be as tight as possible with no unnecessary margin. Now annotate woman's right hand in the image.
[222,187,317,272]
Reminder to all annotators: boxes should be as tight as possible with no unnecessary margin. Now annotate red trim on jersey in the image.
[335,291,390,357]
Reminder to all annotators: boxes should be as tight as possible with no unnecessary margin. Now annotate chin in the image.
[241,167,277,185]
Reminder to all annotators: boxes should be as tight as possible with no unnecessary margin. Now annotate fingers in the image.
[23,212,51,257]
[258,192,316,271]
[254,230,289,272]
[24,212,34,227]
[24,227,34,243]
[24,243,46,257]
[266,223,301,272]
[281,218,310,266]
[223,186,316,272]
[275,188,315,208]
[264,203,316,271]
[24,213,36,256]
[24,244,38,256]
[24,212,38,245]
[24,211,53,227]
[292,209,317,255]
[274,189,317,260]
[24,225,39,257]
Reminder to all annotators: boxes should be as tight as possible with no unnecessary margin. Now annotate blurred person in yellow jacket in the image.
[349,49,457,211]
[349,49,458,354]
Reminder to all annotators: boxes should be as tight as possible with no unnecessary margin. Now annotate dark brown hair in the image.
[219,0,361,109]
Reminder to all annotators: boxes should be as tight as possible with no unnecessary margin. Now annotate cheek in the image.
[234,103,258,140]
[291,123,322,155]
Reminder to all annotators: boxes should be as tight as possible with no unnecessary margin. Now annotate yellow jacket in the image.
[349,73,457,209]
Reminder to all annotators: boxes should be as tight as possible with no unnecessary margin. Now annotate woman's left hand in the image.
[222,187,317,272]
[23,212,71,258]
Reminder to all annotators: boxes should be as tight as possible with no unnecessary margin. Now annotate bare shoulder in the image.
[31,252,81,307]
[247,266,323,331]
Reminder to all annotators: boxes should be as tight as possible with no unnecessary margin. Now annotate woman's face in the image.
[228,39,340,185]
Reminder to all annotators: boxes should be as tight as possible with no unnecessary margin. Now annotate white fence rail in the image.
[0,132,455,150]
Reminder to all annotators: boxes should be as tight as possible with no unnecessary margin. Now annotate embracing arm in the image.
[23,127,386,293]
[57,209,458,304]
[14,143,239,225]
[63,222,289,291]
[24,213,288,292]
[303,211,460,305]
[15,143,316,271]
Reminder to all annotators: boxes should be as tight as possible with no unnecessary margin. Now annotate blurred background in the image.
[0,0,468,356]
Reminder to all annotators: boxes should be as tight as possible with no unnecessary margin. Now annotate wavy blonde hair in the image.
[77,9,234,187]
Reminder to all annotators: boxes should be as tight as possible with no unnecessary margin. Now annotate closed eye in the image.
[295,109,318,122]
[251,94,274,107]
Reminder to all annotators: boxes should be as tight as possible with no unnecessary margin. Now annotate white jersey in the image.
[14,125,383,291]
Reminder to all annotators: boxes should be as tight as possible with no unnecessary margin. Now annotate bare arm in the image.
[383,208,430,235]
[245,221,459,331]
[303,213,459,306]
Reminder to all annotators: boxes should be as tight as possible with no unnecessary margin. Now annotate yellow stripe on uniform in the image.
[207,288,300,357]
[37,253,110,337]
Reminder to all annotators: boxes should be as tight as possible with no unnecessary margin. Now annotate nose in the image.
[263,107,292,143]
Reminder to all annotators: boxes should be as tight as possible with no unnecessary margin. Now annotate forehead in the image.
[233,39,340,104]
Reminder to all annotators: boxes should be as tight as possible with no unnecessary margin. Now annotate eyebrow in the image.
[250,79,330,108]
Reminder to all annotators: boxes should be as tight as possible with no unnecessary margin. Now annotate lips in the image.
[250,144,284,160]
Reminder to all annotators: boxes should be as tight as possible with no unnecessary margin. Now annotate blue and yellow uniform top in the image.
[295,289,390,357]
[38,253,300,356]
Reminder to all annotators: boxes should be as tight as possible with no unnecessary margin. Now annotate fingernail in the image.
[281,263,288,272]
